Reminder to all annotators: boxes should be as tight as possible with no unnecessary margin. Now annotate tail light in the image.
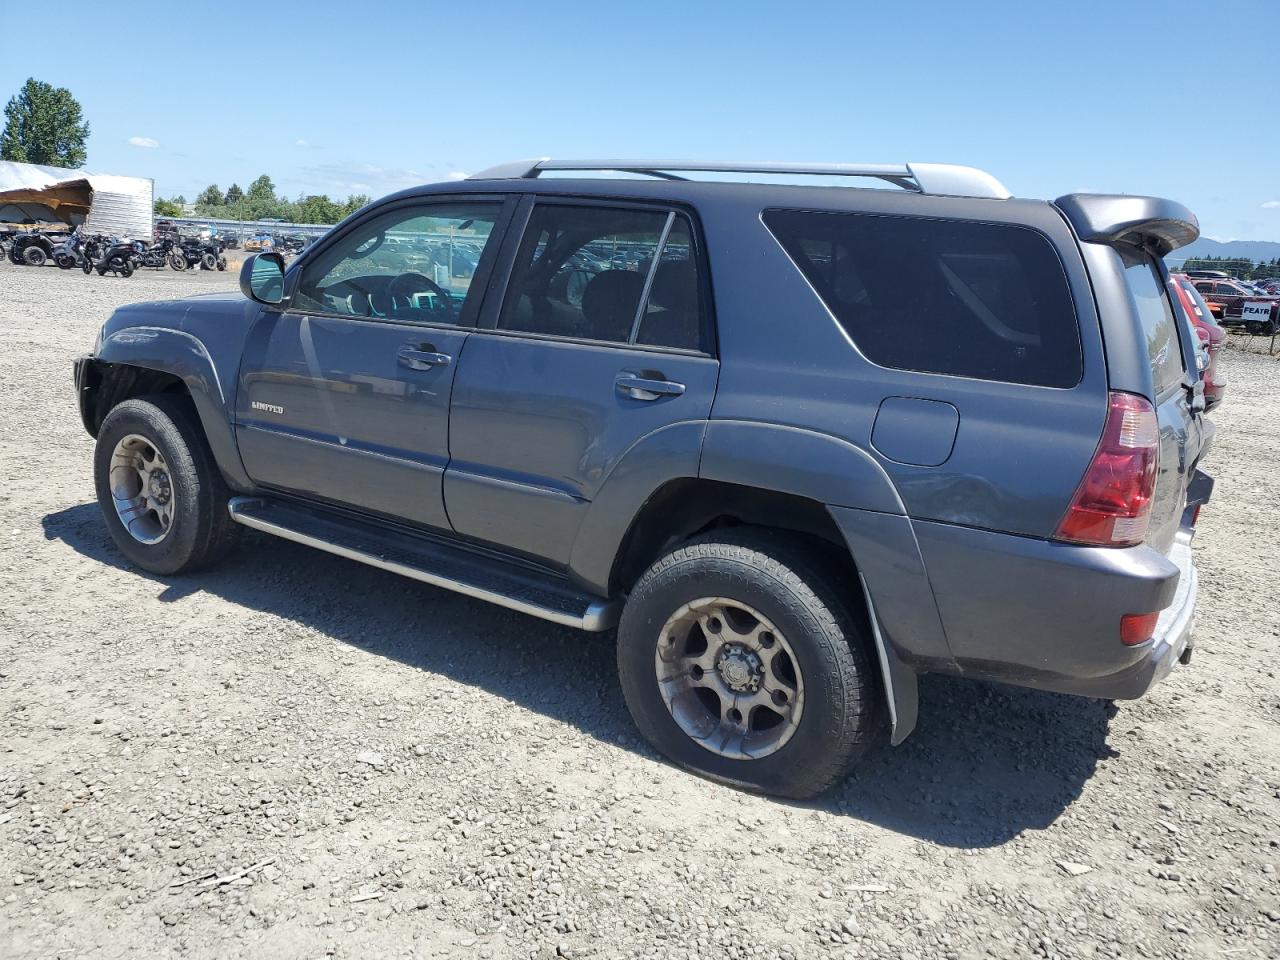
[1120,612,1160,646]
[1055,392,1159,547]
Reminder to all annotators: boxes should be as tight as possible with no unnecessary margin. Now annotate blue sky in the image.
[3,0,1277,241]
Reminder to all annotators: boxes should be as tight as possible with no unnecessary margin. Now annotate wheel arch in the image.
[86,328,251,489]
[597,477,931,746]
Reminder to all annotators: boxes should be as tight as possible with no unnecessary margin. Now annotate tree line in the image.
[154,176,370,226]
[1178,255,1280,281]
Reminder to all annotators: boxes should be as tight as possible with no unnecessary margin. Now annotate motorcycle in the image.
[135,235,181,269]
[81,235,137,277]
[53,232,87,269]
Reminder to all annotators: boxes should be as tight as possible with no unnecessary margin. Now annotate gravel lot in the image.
[1,264,1277,960]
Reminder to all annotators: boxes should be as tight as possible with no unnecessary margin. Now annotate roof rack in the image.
[467,158,1011,200]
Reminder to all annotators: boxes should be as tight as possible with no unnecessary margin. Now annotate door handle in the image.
[397,345,452,370]
[615,373,686,401]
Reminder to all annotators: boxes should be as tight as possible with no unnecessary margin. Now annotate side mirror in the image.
[240,252,286,305]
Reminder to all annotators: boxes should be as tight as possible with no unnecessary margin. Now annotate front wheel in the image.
[215,255,227,271]
[93,396,240,575]
[81,257,94,275]
[201,252,217,271]
[55,254,74,269]
[119,261,134,278]
[169,251,186,271]
[23,246,47,266]
[617,530,881,799]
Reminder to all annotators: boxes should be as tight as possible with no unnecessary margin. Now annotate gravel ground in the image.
[1,264,1277,960]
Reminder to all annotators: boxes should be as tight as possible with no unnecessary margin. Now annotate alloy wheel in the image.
[108,434,177,544]
[654,597,805,760]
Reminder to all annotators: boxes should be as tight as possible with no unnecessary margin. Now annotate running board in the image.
[226,497,620,631]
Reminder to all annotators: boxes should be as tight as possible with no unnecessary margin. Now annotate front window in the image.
[293,202,501,326]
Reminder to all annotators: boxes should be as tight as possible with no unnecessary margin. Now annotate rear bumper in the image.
[911,495,1208,700]
[1025,532,1197,699]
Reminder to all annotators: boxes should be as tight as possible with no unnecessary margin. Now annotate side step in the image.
[226,496,620,631]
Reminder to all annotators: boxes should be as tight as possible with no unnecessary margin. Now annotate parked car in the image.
[1190,277,1280,335]
[73,159,1213,798]
[1169,273,1227,410]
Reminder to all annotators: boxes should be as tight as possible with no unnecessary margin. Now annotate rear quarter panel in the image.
[697,188,1108,539]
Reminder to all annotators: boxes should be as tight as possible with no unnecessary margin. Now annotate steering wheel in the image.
[388,272,452,317]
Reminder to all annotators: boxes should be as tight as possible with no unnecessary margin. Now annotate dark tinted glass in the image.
[1119,247,1184,397]
[500,205,704,350]
[764,210,1082,387]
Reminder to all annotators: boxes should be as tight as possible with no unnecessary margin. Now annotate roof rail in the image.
[467,158,1012,200]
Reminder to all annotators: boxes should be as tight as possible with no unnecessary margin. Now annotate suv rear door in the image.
[444,197,718,565]
[1116,246,1203,554]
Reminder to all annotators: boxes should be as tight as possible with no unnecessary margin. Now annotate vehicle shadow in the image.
[42,502,1112,848]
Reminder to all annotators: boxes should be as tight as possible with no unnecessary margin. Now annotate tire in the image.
[81,257,94,275]
[169,251,186,271]
[93,395,240,575]
[201,252,217,271]
[119,261,134,278]
[55,255,74,269]
[617,529,881,799]
[216,255,227,271]
[23,246,47,266]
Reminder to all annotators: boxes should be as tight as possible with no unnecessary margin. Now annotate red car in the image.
[1190,276,1279,336]
[1170,273,1226,410]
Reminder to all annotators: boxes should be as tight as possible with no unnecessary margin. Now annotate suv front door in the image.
[236,198,510,530]
[444,198,719,565]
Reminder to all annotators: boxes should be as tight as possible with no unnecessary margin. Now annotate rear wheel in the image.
[169,251,186,271]
[617,529,881,799]
[93,395,240,575]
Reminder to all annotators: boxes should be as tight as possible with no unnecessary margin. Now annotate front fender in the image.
[95,325,251,490]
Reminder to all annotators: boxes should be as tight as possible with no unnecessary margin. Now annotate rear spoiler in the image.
[1053,194,1199,256]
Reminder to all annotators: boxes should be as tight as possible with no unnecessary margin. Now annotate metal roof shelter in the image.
[0,161,153,238]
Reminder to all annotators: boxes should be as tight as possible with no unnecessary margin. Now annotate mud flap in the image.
[858,572,919,745]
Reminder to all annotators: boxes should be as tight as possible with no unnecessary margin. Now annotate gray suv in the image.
[73,159,1214,798]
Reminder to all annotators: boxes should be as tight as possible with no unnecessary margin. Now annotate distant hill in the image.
[1166,237,1280,266]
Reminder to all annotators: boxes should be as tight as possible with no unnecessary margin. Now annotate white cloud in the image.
[295,138,308,147]
[447,171,469,181]
[1261,200,1280,210]
[128,136,159,148]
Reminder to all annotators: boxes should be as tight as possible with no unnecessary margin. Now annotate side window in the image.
[1193,282,1213,295]
[292,202,501,326]
[763,210,1082,387]
[499,204,704,351]
[1118,247,1184,398]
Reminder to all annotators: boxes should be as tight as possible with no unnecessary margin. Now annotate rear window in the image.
[1119,247,1184,397]
[763,210,1081,387]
